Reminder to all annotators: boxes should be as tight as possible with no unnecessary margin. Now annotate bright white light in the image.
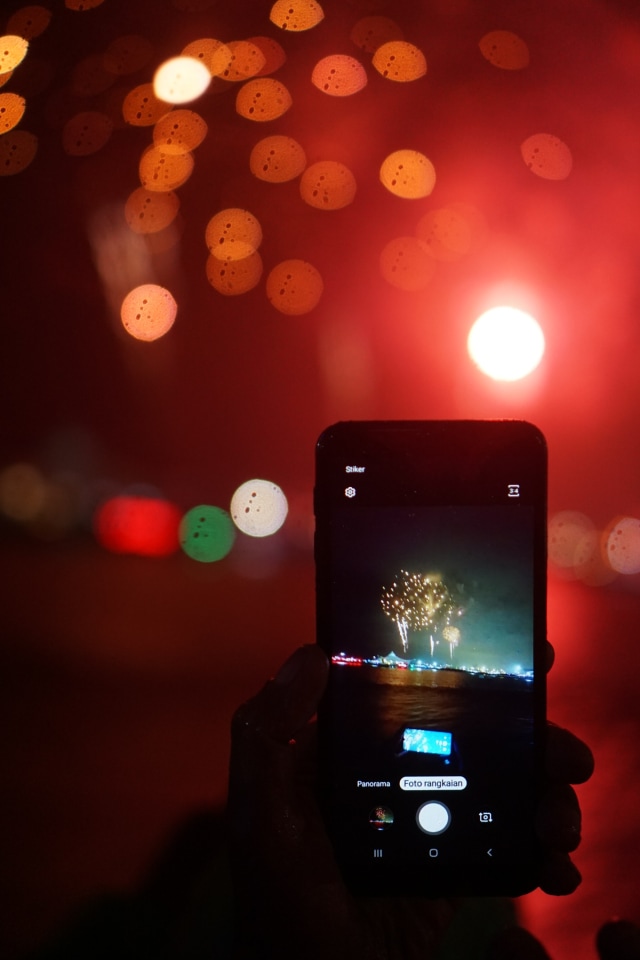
[153,56,211,104]
[230,479,288,537]
[467,306,545,381]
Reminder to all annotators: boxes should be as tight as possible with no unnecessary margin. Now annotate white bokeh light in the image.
[467,306,545,381]
[230,479,288,537]
[153,56,211,104]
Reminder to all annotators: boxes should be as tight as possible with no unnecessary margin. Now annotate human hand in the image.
[228,644,594,959]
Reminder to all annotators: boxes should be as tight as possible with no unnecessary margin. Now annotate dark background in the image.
[1,0,639,957]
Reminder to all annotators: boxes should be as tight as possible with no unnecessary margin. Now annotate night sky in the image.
[329,504,534,669]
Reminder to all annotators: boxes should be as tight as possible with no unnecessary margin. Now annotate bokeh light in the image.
[379,236,435,291]
[6,6,52,40]
[0,93,26,134]
[65,0,105,9]
[415,204,484,261]
[250,134,306,182]
[372,41,427,82]
[139,144,194,191]
[235,77,292,121]
[181,38,228,76]
[222,40,267,81]
[0,462,47,522]
[179,505,236,562]
[124,187,180,235]
[95,495,180,557]
[153,109,208,154]
[205,208,263,261]
[103,35,153,76]
[62,111,113,156]
[120,284,178,341]
[350,16,404,54]
[266,259,323,315]
[521,133,573,180]
[205,250,263,295]
[249,36,286,76]
[269,0,324,32]
[548,511,598,573]
[0,129,38,174]
[479,31,530,70]
[311,55,367,96]
[0,35,29,74]
[467,306,545,381]
[230,479,288,537]
[380,149,436,199]
[605,517,640,575]
[122,83,169,126]
[300,160,356,209]
[153,56,211,104]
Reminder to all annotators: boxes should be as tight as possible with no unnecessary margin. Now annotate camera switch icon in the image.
[345,486,356,498]
[478,811,493,823]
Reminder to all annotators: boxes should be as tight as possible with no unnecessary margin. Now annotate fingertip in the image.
[596,919,640,960]
[488,926,551,960]
[538,852,582,896]
[546,724,595,784]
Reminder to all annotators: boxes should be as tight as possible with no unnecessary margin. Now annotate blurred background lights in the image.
[230,479,288,537]
[250,134,306,183]
[372,41,427,82]
[124,187,180,235]
[179,505,235,562]
[62,111,113,156]
[235,77,292,121]
[0,462,47,522]
[415,205,482,262]
[548,510,598,574]
[205,208,262,261]
[206,250,263,295]
[6,6,52,40]
[248,36,286,76]
[94,496,180,557]
[269,0,324,32]
[380,149,436,199]
[103,34,153,76]
[0,92,26,134]
[467,306,545,381]
[350,16,404,54]
[521,133,573,180]
[266,259,323,315]
[139,144,194,192]
[300,160,356,209]
[0,129,37,175]
[311,55,367,96]
[479,31,530,70]
[65,0,105,9]
[180,38,228,76]
[606,517,640,575]
[380,237,435,291]
[0,35,29,74]
[153,56,211,104]
[71,53,115,97]
[122,83,169,126]
[222,40,267,81]
[153,109,208,154]
[120,284,178,341]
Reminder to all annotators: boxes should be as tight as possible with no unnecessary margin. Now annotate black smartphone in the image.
[314,420,547,897]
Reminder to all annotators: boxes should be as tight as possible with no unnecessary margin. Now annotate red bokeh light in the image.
[94,496,181,557]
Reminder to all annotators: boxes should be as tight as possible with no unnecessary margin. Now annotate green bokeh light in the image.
[179,505,236,562]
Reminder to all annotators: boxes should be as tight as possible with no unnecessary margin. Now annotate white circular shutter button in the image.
[416,801,451,835]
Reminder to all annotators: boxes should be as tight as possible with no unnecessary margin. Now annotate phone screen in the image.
[315,420,547,897]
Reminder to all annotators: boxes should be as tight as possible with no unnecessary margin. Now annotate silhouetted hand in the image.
[227,644,597,959]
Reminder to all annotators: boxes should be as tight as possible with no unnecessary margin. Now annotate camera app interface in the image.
[325,500,537,870]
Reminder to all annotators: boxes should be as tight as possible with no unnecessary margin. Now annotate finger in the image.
[546,723,595,784]
[596,920,640,960]
[487,926,552,960]
[537,782,582,852]
[537,850,582,896]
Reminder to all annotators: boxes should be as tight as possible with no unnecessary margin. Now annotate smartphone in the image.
[314,420,547,897]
